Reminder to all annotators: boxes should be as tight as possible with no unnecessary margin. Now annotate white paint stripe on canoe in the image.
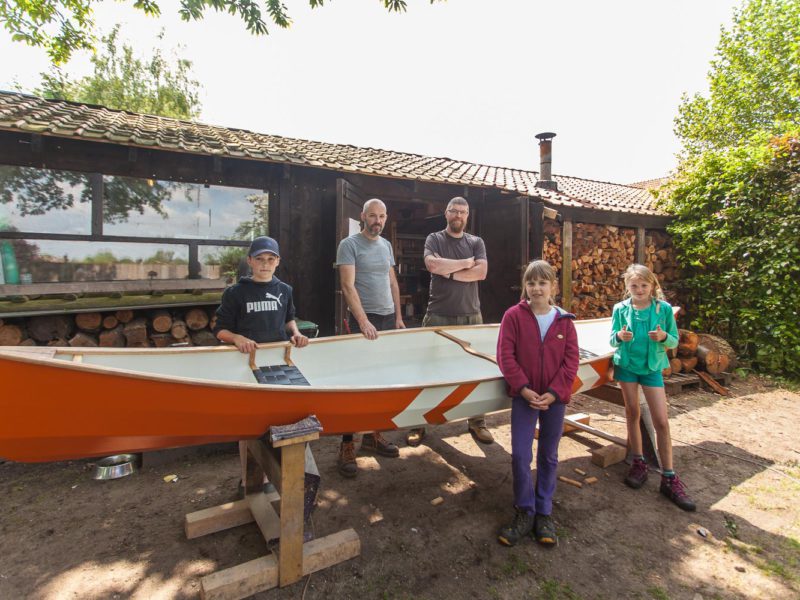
[442,380,510,422]
[575,363,601,393]
[391,385,457,428]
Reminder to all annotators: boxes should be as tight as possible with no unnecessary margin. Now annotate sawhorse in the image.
[184,432,360,599]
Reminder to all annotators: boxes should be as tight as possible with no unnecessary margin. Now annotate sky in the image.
[0,0,742,185]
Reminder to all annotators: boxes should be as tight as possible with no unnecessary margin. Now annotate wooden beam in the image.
[185,500,254,540]
[246,491,281,542]
[90,172,104,236]
[536,412,590,439]
[0,278,225,297]
[557,206,672,229]
[561,218,573,308]
[245,439,282,495]
[278,442,306,587]
[530,201,544,260]
[636,227,646,264]
[0,229,249,247]
[199,529,360,600]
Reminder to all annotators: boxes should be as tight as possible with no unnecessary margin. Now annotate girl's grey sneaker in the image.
[660,474,696,511]
[534,514,558,546]
[497,509,535,546]
[624,457,649,489]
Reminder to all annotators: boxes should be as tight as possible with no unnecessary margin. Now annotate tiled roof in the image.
[0,91,664,216]
[628,177,670,190]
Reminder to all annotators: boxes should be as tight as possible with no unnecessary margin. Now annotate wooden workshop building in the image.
[0,91,675,344]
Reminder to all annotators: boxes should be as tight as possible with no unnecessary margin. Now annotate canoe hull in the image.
[0,325,613,463]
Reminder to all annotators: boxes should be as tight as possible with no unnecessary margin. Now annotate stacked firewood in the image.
[570,224,635,319]
[542,220,563,273]
[644,230,680,288]
[663,329,737,378]
[0,307,221,348]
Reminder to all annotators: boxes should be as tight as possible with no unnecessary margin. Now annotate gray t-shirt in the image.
[424,230,487,317]
[336,233,396,316]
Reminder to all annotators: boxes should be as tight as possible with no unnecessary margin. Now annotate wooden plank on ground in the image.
[200,555,278,600]
[200,530,361,600]
[185,500,254,540]
[563,416,627,446]
[535,412,590,439]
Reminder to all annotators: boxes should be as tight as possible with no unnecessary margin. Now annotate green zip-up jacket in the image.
[609,298,678,373]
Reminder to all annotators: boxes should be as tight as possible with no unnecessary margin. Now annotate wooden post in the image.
[636,227,646,265]
[187,430,360,599]
[530,202,544,260]
[561,218,573,309]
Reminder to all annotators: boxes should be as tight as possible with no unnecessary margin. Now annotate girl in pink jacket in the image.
[496,260,579,547]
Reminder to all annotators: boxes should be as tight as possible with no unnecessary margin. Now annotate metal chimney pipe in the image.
[535,132,558,191]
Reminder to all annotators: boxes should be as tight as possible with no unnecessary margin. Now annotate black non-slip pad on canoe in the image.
[252,364,311,386]
[579,347,599,360]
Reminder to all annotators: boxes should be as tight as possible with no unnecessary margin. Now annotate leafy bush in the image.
[661,133,800,378]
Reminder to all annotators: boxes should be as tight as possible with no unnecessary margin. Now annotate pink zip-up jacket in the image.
[497,300,580,404]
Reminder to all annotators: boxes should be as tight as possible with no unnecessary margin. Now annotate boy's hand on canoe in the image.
[291,333,309,348]
[233,334,257,354]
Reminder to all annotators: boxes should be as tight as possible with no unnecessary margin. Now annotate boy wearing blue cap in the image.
[214,236,309,350]
[214,237,317,537]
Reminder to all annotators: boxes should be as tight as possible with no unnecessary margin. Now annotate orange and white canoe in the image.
[0,318,616,463]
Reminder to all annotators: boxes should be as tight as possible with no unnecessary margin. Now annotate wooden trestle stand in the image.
[184,433,360,599]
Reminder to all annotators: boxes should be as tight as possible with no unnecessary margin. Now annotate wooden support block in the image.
[246,491,281,542]
[590,443,627,468]
[199,529,360,600]
[584,476,598,484]
[278,442,305,587]
[246,439,282,495]
[185,500,254,540]
[558,475,583,488]
[271,431,320,448]
[582,383,625,407]
[201,555,278,600]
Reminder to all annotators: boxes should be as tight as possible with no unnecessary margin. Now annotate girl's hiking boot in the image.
[624,457,649,489]
[360,432,400,457]
[497,509,535,546]
[660,474,696,511]
[534,514,558,546]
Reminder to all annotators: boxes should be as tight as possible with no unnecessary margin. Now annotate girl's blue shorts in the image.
[613,365,664,388]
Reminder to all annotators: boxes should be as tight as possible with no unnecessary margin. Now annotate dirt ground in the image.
[1,376,799,600]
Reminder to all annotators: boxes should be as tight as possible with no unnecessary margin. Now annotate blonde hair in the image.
[623,264,665,301]
[521,260,557,303]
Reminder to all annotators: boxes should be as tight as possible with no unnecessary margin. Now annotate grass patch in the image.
[537,578,581,600]
[647,586,670,600]
[501,551,531,577]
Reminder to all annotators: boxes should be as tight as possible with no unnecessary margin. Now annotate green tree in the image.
[35,25,200,119]
[1,0,438,64]
[674,0,800,155]
[661,133,800,378]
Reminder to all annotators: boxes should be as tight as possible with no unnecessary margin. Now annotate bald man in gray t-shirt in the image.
[334,198,403,477]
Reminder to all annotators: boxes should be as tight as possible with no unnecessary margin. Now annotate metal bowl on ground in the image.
[93,454,138,480]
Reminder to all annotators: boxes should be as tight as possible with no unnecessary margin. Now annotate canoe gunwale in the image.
[0,322,614,393]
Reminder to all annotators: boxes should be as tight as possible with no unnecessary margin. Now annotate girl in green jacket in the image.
[610,264,695,511]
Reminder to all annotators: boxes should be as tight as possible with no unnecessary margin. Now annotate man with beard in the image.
[335,198,404,477]
[405,196,494,447]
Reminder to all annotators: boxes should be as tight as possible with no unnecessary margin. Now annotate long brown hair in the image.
[623,264,665,302]
[520,260,557,304]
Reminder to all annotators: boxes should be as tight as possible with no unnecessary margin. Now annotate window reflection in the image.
[0,165,91,234]
[103,176,268,239]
